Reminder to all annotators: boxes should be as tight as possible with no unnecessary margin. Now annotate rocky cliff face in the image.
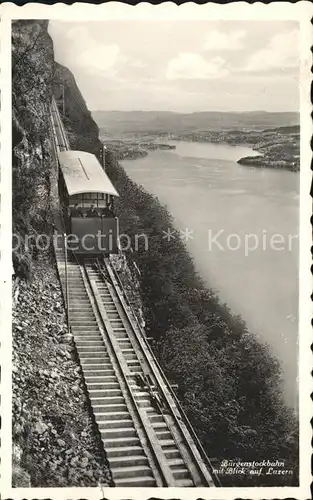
[53,63,102,155]
[12,20,103,269]
[12,20,110,487]
[12,20,54,241]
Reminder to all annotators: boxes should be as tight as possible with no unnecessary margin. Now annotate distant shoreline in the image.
[169,126,300,173]
[104,124,300,172]
[102,137,176,160]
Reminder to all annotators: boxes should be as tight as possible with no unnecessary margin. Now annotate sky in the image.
[49,20,299,113]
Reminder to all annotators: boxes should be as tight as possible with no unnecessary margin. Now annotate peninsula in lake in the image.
[174,125,300,172]
[93,110,299,172]
[102,138,176,160]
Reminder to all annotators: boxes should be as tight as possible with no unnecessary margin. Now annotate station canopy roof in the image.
[58,150,119,197]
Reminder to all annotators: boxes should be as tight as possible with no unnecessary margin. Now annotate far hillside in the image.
[92,109,299,136]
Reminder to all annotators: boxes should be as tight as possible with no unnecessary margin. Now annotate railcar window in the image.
[68,193,113,210]
[70,195,82,206]
[83,193,99,207]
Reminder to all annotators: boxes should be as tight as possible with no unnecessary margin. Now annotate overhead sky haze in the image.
[49,20,299,113]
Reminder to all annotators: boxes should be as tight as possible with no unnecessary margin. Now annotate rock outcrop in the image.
[12,20,54,240]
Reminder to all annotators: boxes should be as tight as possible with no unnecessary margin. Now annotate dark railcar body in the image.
[69,216,119,254]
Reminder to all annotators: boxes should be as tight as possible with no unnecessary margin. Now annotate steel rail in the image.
[82,260,177,487]
[102,257,221,487]
[98,258,218,487]
[109,258,221,482]
[49,95,220,488]
[51,96,70,151]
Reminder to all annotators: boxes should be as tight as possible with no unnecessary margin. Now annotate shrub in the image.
[13,251,33,281]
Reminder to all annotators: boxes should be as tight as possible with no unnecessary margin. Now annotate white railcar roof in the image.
[58,150,119,197]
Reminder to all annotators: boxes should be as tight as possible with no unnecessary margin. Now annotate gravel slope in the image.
[12,251,111,487]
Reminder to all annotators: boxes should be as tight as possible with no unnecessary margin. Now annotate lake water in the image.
[121,141,299,409]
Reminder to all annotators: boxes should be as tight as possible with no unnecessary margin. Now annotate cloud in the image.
[65,26,127,76]
[49,20,299,112]
[166,53,228,80]
[129,59,147,68]
[204,29,246,51]
[64,26,150,78]
[79,43,122,75]
[243,29,299,72]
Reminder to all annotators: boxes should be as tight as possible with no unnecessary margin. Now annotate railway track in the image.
[50,96,70,151]
[51,97,219,487]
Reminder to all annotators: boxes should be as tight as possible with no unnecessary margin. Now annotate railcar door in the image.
[69,216,119,254]
[101,217,119,254]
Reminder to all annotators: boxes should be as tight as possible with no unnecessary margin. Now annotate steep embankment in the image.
[12,20,110,487]
[104,150,299,487]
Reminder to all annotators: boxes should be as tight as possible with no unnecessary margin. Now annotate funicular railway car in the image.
[58,150,119,254]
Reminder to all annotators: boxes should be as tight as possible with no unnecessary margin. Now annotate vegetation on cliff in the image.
[105,150,299,487]
[53,63,102,155]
